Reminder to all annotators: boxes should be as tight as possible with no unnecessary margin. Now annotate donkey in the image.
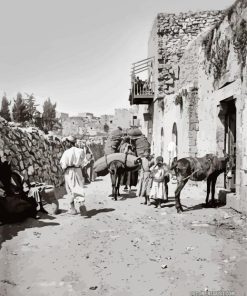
[108,160,126,200]
[170,154,231,213]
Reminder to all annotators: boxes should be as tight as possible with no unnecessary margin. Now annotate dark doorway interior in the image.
[223,99,236,192]
[172,122,178,146]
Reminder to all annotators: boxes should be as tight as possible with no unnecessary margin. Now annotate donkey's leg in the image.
[144,194,148,205]
[205,177,211,206]
[165,177,169,202]
[114,175,119,201]
[38,201,48,214]
[109,174,114,197]
[174,177,188,213]
[211,175,217,206]
[116,173,122,198]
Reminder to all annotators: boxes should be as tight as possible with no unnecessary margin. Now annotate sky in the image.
[0,0,234,116]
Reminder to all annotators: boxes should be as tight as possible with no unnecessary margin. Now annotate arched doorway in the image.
[161,127,164,156]
[172,123,178,146]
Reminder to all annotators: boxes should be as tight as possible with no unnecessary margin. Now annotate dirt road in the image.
[0,177,247,296]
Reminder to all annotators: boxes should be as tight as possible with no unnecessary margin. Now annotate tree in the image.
[12,92,29,123]
[0,94,11,121]
[103,123,110,133]
[42,98,60,131]
[25,93,38,123]
[33,110,43,130]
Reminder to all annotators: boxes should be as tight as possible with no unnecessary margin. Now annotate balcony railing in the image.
[129,57,154,105]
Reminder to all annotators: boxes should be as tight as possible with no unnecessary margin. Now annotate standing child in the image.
[149,156,169,208]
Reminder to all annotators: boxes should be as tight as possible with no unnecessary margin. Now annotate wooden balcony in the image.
[129,57,154,105]
[129,82,154,105]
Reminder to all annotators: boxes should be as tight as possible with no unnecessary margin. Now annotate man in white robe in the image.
[60,136,86,214]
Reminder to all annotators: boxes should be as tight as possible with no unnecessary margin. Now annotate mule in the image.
[171,154,231,213]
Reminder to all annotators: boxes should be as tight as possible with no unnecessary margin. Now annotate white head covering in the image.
[67,135,76,144]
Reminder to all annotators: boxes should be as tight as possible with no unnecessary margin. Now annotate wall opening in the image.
[219,98,236,191]
[172,122,178,146]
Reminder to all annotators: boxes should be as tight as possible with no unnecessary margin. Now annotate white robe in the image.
[60,147,86,199]
[150,166,166,200]
[167,141,177,159]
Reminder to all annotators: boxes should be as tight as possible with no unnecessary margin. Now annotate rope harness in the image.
[181,169,200,182]
[105,151,129,173]
[181,156,212,182]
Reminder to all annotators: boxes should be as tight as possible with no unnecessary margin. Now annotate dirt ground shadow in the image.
[182,201,225,212]
[84,208,115,218]
[148,199,175,208]
[0,215,60,249]
[119,192,137,200]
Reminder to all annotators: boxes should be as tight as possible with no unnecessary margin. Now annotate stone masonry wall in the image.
[0,117,104,187]
[188,88,199,157]
[155,10,224,97]
[147,10,224,160]
[0,117,64,187]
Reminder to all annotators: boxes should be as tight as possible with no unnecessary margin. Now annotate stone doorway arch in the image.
[172,122,178,146]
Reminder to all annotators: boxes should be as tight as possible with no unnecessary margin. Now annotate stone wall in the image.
[146,10,224,160]
[187,88,199,157]
[0,117,104,187]
[154,10,224,97]
[144,9,224,159]
[0,117,64,187]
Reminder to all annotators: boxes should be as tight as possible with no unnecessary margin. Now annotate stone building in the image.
[114,108,139,129]
[130,0,247,213]
[78,112,94,119]
[100,114,115,130]
[100,108,139,131]
[56,112,69,121]
[61,115,104,138]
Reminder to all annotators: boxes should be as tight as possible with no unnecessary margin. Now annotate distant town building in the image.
[62,116,86,137]
[61,114,106,138]
[100,114,115,130]
[60,108,139,138]
[78,112,94,119]
[100,108,139,131]
[56,111,69,120]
